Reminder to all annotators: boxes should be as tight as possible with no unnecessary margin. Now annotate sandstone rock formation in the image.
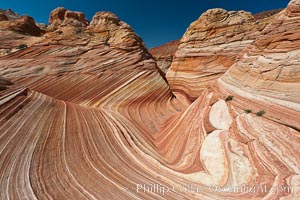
[149,40,179,73]
[87,11,147,50]
[0,1,299,199]
[47,7,89,35]
[166,8,276,100]
[166,1,300,198]
[0,9,43,56]
[219,0,300,130]
[0,9,42,36]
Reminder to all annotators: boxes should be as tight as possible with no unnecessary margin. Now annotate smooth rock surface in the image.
[209,100,233,130]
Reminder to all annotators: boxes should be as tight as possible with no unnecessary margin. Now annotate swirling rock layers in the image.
[0,2,300,199]
[166,8,276,100]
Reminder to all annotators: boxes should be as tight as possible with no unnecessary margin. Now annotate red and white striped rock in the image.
[166,8,276,100]
[0,2,299,199]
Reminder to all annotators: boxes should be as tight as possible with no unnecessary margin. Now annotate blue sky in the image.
[0,0,290,48]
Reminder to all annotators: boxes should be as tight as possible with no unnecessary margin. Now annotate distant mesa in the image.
[149,40,180,73]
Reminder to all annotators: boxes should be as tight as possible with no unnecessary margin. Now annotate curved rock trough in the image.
[0,1,299,199]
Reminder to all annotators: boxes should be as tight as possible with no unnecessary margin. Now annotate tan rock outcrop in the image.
[48,7,89,29]
[0,9,42,36]
[87,11,146,49]
[0,9,43,56]
[46,7,89,37]
[166,8,275,100]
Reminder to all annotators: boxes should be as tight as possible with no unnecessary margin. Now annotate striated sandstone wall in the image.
[166,8,276,100]
[0,2,299,199]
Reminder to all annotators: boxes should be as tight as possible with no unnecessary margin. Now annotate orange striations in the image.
[0,1,299,199]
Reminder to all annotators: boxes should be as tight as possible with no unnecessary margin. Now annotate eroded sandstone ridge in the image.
[0,9,43,56]
[166,7,278,100]
[0,1,299,199]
